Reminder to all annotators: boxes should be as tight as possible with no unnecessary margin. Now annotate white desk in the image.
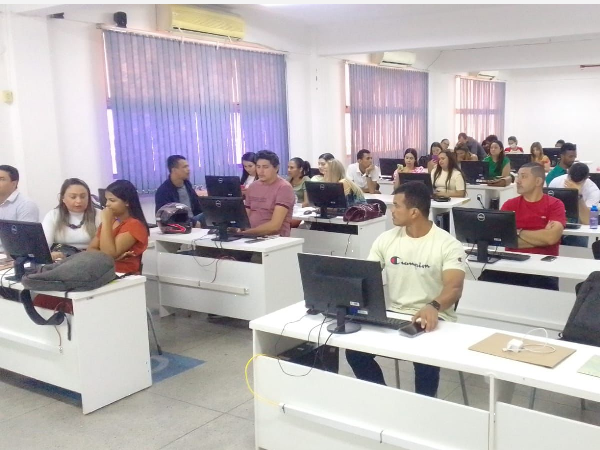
[291,210,386,259]
[463,184,518,209]
[365,193,470,231]
[251,302,600,450]
[378,179,394,195]
[154,229,304,320]
[458,251,600,335]
[142,228,161,311]
[0,272,151,414]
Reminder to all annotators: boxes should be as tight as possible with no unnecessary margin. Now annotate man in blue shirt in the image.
[155,155,203,224]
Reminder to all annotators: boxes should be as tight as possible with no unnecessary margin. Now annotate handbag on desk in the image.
[343,203,382,222]
[50,243,81,258]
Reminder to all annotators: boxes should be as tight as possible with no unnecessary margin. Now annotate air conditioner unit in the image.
[157,5,245,40]
[470,70,499,80]
[370,51,416,68]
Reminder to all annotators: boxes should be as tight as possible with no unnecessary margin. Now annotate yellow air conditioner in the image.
[157,5,245,40]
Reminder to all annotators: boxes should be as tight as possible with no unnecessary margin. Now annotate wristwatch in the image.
[427,300,441,311]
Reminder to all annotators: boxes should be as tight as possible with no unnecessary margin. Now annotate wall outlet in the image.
[477,194,483,201]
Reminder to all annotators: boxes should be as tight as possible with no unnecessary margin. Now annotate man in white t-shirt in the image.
[548,163,600,225]
[346,181,466,397]
[346,149,381,194]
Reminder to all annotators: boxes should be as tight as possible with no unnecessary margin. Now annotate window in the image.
[455,76,506,143]
[102,30,289,192]
[346,63,428,161]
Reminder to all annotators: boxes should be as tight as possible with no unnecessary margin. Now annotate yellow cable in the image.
[245,354,279,407]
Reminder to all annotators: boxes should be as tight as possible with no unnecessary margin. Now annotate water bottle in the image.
[590,205,599,229]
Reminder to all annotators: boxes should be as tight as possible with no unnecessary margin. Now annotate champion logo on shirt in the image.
[390,256,402,265]
[390,256,431,269]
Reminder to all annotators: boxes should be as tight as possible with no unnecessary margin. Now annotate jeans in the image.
[479,269,559,291]
[345,349,440,397]
[192,213,207,228]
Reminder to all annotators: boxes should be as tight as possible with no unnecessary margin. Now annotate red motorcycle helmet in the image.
[155,203,192,234]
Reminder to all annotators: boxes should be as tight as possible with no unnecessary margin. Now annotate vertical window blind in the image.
[455,77,506,143]
[103,30,289,192]
[347,63,428,160]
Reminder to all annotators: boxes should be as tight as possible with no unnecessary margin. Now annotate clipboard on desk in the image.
[469,333,576,368]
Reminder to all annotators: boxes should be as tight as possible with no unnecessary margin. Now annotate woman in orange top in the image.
[88,180,149,274]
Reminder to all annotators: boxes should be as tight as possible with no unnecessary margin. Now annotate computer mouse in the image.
[303,210,313,215]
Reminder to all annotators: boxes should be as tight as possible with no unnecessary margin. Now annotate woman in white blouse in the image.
[240,152,258,190]
[42,178,101,261]
[430,151,466,198]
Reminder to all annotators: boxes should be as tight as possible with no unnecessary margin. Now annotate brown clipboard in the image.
[469,332,576,368]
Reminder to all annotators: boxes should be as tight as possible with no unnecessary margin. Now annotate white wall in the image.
[505,67,600,170]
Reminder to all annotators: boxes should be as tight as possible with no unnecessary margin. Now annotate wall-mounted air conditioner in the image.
[370,51,416,68]
[157,5,245,40]
[470,70,499,80]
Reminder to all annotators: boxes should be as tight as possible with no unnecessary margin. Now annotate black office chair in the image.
[418,155,430,168]
[592,240,600,260]
[366,198,387,215]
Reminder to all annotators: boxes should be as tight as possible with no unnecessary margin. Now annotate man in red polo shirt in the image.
[479,162,566,290]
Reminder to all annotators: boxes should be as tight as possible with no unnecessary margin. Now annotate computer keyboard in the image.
[467,249,530,261]
[326,312,410,330]
[565,223,581,229]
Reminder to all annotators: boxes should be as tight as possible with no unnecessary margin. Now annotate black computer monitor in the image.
[197,197,251,242]
[98,188,106,208]
[397,173,434,195]
[205,176,242,198]
[305,181,347,219]
[543,187,579,223]
[589,173,600,190]
[543,148,561,167]
[452,208,518,263]
[379,158,404,178]
[0,220,53,281]
[309,168,321,178]
[298,253,387,334]
[461,161,489,184]
[507,153,530,172]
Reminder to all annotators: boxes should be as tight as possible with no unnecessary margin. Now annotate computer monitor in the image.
[0,220,53,281]
[205,175,242,198]
[397,173,434,195]
[379,158,404,178]
[197,197,251,242]
[452,208,518,263]
[543,148,561,167]
[543,187,579,223]
[298,253,387,334]
[305,181,347,219]
[98,188,107,208]
[461,161,489,184]
[309,168,321,178]
[589,173,600,191]
[507,153,530,172]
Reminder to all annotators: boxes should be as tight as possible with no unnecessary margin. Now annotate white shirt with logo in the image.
[368,223,466,322]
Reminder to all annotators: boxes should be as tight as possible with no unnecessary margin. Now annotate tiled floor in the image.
[1,310,599,449]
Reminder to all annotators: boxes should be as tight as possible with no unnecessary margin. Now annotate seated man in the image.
[480,163,566,290]
[346,149,381,194]
[346,181,466,397]
[549,162,600,247]
[155,155,203,226]
[238,150,295,237]
[545,142,577,186]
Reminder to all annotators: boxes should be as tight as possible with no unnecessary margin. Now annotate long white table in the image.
[291,210,386,259]
[463,184,518,209]
[251,302,600,450]
[458,250,600,335]
[0,271,151,414]
[365,193,470,231]
[154,229,304,320]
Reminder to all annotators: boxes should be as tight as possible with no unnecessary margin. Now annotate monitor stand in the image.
[212,222,242,242]
[327,306,361,334]
[7,256,35,282]
[466,241,499,264]
[317,206,337,220]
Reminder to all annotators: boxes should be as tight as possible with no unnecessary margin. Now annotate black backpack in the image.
[560,271,600,347]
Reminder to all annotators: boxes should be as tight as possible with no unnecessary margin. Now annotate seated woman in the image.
[240,152,258,191]
[454,144,478,164]
[323,159,366,206]
[431,151,466,198]
[483,140,512,186]
[427,142,443,173]
[312,152,335,181]
[88,179,149,275]
[440,138,451,151]
[393,148,426,189]
[530,141,551,173]
[42,178,101,261]
[288,157,311,207]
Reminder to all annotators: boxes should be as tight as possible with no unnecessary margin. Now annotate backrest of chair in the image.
[366,198,387,215]
[592,240,600,260]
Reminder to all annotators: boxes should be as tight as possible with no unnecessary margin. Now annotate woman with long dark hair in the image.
[287,157,311,207]
[484,140,511,179]
[88,180,149,274]
[431,151,466,197]
[42,178,100,260]
[240,152,257,188]
[427,142,443,173]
